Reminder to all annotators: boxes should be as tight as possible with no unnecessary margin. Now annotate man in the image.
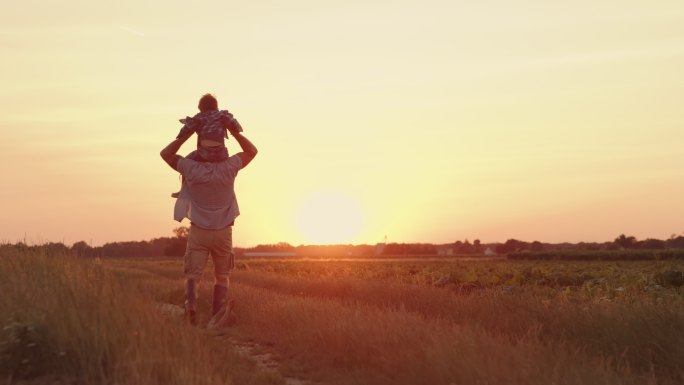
[160,117,257,325]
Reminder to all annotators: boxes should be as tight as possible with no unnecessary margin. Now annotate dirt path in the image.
[222,336,314,385]
[111,262,318,385]
[156,302,318,385]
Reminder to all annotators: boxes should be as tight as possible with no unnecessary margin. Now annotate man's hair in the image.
[198,93,218,112]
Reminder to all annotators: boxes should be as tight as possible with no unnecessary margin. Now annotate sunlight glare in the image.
[295,191,365,244]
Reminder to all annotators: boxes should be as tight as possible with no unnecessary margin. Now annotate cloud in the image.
[116,25,145,37]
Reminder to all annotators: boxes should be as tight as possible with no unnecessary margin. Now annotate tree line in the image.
[2,228,684,258]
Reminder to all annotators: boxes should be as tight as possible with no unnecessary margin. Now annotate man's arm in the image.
[160,130,193,171]
[230,130,258,168]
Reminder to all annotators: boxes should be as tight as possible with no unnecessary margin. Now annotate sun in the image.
[295,190,365,244]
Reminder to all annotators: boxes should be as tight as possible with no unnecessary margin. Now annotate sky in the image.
[1,0,683,247]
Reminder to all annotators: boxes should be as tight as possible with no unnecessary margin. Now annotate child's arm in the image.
[220,111,243,139]
[176,116,199,139]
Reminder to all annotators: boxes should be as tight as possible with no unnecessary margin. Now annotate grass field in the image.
[1,251,683,384]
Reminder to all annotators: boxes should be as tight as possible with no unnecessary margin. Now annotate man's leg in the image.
[210,225,234,316]
[183,225,210,324]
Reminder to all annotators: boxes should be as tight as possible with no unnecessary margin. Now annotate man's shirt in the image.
[173,155,243,229]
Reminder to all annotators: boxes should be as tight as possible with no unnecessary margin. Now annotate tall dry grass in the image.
[230,284,655,385]
[229,270,684,384]
[54,257,684,385]
[0,251,279,385]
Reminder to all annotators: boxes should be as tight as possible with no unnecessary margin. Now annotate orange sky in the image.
[1,1,683,246]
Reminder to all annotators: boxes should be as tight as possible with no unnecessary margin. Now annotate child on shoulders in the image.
[171,93,243,197]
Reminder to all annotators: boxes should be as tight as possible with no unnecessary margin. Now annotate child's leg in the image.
[217,147,229,162]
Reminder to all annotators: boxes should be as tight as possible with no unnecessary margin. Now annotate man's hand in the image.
[160,130,193,171]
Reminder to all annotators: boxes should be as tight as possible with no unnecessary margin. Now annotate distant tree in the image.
[471,239,483,253]
[43,242,70,257]
[160,226,190,257]
[253,243,295,252]
[148,237,172,256]
[581,242,601,251]
[458,239,474,253]
[173,226,189,239]
[614,234,637,249]
[71,241,93,257]
[637,238,666,250]
[496,239,528,254]
[164,240,185,257]
[351,244,376,256]
[667,236,684,249]
[165,227,189,257]
[530,241,545,252]
[382,243,437,255]
[276,242,295,250]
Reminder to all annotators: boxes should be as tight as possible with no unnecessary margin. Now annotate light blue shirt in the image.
[173,155,243,229]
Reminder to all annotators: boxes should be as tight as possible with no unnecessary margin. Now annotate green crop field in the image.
[1,251,683,385]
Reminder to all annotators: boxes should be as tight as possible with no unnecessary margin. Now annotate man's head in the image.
[198,93,218,112]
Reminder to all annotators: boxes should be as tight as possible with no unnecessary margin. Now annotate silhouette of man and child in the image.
[160,93,258,326]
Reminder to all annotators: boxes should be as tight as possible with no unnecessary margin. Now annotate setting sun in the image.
[294,191,365,245]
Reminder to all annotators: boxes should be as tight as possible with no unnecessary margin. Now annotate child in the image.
[177,93,243,162]
[171,94,243,197]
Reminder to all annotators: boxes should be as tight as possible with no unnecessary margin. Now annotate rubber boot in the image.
[212,284,228,317]
[184,279,198,325]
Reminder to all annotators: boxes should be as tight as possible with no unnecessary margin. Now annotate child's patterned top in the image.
[176,110,243,144]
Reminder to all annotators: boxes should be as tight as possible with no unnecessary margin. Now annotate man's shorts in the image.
[183,224,234,286]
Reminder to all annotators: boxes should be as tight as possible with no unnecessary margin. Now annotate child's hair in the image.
[198,93,218,112]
